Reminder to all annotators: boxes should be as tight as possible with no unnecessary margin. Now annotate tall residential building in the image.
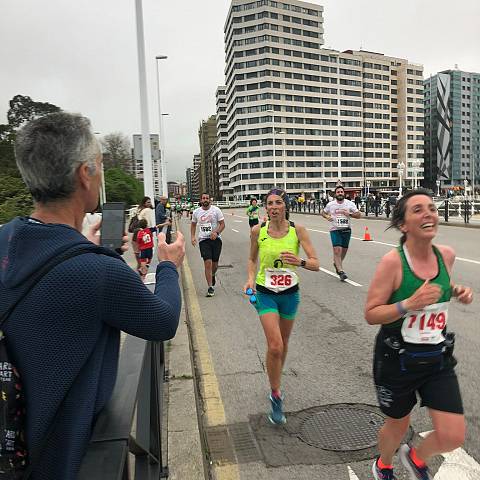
[186,167,193,198]
[424,69,480,190]
[132,134,162,198]
[224,0,424,199]
[198,116,217,195]
[192,154,201,200]
[216,86,233,199]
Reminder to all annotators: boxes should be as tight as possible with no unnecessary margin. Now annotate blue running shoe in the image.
[399,445,432,480]
[372,458,397,480]
[268,394,286,425]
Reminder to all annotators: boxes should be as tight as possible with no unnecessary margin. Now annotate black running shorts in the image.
[199,238,222,262]
[373,332,463,419]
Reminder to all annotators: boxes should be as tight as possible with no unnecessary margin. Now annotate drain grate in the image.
[298,406,384,451]
[204,422,261,465]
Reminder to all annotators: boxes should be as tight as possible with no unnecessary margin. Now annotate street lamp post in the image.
[155,55,168,197]
[436,179,441,197]
[397,161,405,197]
[135,0,154,201]
[93,132,106,204]
[366,180,371,196]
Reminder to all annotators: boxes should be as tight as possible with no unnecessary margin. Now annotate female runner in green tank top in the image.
[365,190,473,480]
[244,188,319,425]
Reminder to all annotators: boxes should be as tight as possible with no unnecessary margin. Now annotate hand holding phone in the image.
[100,202,126,252]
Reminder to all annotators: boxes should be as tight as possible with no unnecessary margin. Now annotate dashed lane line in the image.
[307,229,480,265]
[231,228,239,233]
[319,267,362,287]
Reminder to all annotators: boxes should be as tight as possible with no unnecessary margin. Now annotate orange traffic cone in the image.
[363,227,372,241]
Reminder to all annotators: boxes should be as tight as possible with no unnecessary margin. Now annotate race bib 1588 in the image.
[334,214,349,228]
[265,268,298,293]
[401,301,449,344]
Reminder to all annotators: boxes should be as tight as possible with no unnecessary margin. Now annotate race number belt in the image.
[334,214,349,228]
[264,268,298,293]
[199,222,212,234]
[401,301,448,345]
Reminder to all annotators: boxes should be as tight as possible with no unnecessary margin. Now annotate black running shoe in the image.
[338,271,348,281]
[206,287,215,297]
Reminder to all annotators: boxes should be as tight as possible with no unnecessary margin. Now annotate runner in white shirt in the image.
[191,193,225,297]
[321,185,361,281]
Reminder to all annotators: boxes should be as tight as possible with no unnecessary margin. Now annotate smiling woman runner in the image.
[244,188,319,425]
[365,189,473,480]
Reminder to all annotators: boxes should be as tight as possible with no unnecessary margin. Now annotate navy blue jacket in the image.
[0,217,181,479]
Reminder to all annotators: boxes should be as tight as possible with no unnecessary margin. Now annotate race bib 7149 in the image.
[401,302,449,344]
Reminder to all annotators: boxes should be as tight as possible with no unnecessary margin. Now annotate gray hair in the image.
[15,112,100,203]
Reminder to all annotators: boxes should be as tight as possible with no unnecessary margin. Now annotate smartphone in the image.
[100,202,126,251]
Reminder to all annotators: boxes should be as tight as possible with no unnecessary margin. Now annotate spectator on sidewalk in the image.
[0,112,185,479]
[155,196,169,234]
[137,196,155,227]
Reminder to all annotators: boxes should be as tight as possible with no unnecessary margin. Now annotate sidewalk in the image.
[123,237,204,479]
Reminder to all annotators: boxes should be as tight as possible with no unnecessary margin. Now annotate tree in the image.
[101,133,132,171]
[7,94,61,129]
[104,168,144,207]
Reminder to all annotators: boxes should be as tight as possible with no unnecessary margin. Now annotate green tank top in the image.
[246,205,259,220]
[256,221,300,288]
[384,245,451,331]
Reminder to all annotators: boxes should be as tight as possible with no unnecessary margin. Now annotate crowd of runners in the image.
[181,187,474,480]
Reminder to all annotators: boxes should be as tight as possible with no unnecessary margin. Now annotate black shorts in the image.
[139,248,153,260]
[249,218,259,228]
[199,238,222,262]
[373,331,463,419]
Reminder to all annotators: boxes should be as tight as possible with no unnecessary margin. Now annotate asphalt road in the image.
[179,209,480,480]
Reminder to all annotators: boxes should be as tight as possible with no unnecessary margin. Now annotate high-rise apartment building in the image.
[198,116,217,194]
[424,69,480,190]
[192,154,201,200]
[132,134,162,197]
[216,87,233,199]
[224,0,424,199]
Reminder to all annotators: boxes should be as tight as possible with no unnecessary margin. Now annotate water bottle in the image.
[245,288,256,304]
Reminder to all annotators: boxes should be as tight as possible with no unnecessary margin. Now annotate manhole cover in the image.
[298,406,384,451]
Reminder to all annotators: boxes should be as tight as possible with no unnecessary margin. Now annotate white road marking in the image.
[347,465,360,480]
[420,431,480,479]
[234,220,243,223]
[319,267,362,287]
[306,229,479,265]
[231,228,239,233]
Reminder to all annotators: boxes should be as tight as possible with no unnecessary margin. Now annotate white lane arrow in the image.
[420,431,480,479]
[347,465,360,480]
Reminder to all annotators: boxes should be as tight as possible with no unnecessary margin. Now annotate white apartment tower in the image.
[224,0,424,199]
[132,134,162,197]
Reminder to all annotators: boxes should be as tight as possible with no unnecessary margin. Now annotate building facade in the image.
[132,134,162,198]
[224,0,424,199]
[198,116,218,195]
[192,154,201,200]
[424,69,480,191]
[215,87,233,199]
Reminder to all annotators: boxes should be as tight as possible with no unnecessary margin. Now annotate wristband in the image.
[395,301,407,317]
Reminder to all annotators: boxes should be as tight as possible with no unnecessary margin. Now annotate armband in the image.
[395,301,407,317]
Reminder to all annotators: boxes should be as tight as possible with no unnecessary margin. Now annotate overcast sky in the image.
[1,0,479,182]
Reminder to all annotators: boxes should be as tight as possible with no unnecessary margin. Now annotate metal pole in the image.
[156,56,168,197]
[282,136,286,190]
[135,0,154,202]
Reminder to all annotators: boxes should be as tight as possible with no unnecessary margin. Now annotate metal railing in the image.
[78,334,169,479]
